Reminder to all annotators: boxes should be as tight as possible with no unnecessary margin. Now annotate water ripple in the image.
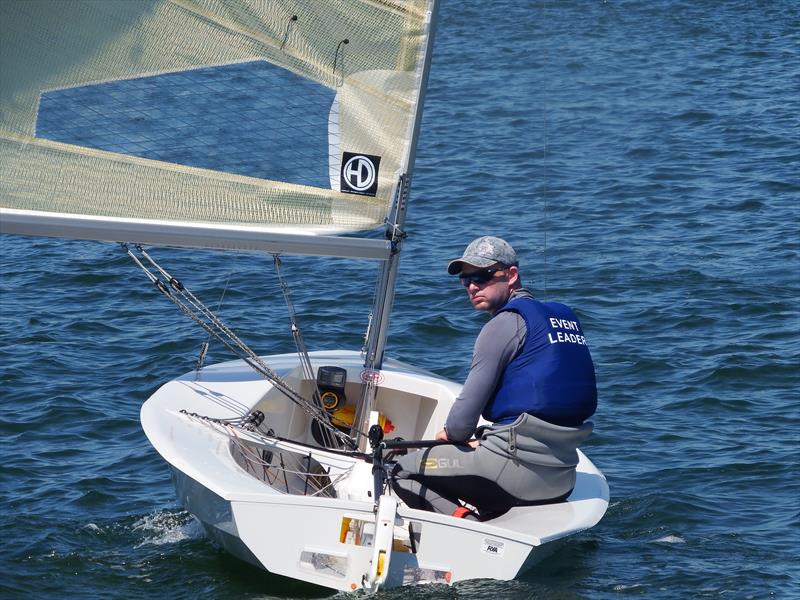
[2,0,798,598]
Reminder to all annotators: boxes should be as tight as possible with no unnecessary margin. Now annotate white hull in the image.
[141,350,608,592]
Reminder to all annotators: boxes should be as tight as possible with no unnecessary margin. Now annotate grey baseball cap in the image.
[447,236,518,275]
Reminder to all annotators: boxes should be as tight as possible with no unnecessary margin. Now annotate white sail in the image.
[0,0,433,258]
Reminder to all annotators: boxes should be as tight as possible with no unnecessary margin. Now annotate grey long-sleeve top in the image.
[444,288,533,442]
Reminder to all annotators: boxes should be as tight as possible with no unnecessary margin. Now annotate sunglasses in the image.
[459,268,504,287]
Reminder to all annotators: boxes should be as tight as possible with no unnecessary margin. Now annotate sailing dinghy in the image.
[0,0,608,592]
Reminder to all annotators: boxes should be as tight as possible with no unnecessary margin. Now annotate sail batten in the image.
[0,0,433,254]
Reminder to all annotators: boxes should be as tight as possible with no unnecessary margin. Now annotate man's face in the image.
[460,264,518,314]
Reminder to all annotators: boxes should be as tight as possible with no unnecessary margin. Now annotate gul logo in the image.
[341,151,381,196]
[422,458,463,470]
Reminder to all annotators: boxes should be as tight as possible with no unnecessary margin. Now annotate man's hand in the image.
[435,429,479,447]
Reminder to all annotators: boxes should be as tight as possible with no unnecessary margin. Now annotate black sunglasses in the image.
[459,268,504,287]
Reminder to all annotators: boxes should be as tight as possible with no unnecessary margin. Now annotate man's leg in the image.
[391,477,463,514]
[390,444,473,513]
[390,444,518,516]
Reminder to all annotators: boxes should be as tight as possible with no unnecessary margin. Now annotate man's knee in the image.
[390,478,431,511]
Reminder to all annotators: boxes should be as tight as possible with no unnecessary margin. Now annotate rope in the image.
[196,254,237,378]
[226,422,354,497]
[181,409,359,497]
[123,244,355,448]
[272,255,340,448]
[542,0,548,298]
[353,265,384,446]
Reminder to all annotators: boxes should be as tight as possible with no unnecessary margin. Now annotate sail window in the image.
[37,61,336,189]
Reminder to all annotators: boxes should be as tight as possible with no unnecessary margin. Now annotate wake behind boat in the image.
[142,350,608,591]
[1,0,608,592]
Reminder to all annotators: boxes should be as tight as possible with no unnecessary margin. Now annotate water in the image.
[1,1,798,598]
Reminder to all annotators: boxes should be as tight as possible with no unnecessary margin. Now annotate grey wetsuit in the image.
[391,289,594,517]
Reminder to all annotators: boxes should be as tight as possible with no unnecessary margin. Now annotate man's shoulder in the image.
[510,288,535,301]
[484,308,523,328]
[506,295,576,316]
[479,308,525,340]
[500,296,582,332]
[499,293,541,316]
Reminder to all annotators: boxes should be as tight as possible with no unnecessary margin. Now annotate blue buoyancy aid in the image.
[483,297,597,427]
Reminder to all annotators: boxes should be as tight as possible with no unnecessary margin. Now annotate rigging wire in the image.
[272,254,339,448]
[354,274,385,445]
[180,408,370,460]
[352,175,407,447]
[122,244,358,448]
[196,252,239,378]
[542,0,549,299]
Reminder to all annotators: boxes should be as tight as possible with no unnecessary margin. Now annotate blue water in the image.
[1,1,798,598]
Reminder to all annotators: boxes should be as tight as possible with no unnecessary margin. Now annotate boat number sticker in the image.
[341,152,381,196]
[360,369,384,384]
[481,538,505,557]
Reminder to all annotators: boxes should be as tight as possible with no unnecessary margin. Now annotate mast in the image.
[356,0,439,446]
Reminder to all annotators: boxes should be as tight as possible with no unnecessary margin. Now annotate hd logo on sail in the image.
[341,152,381,196]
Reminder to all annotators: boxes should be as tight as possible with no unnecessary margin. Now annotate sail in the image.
[0,0,434,258]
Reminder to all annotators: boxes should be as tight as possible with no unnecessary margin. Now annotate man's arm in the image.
[442,311,526,442]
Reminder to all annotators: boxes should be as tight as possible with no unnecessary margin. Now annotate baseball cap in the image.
[447,236,518,275]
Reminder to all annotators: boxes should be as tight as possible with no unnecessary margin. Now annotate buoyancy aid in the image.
[483,297,597,427]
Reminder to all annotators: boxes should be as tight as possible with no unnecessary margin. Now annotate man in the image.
[391,236,597,520]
